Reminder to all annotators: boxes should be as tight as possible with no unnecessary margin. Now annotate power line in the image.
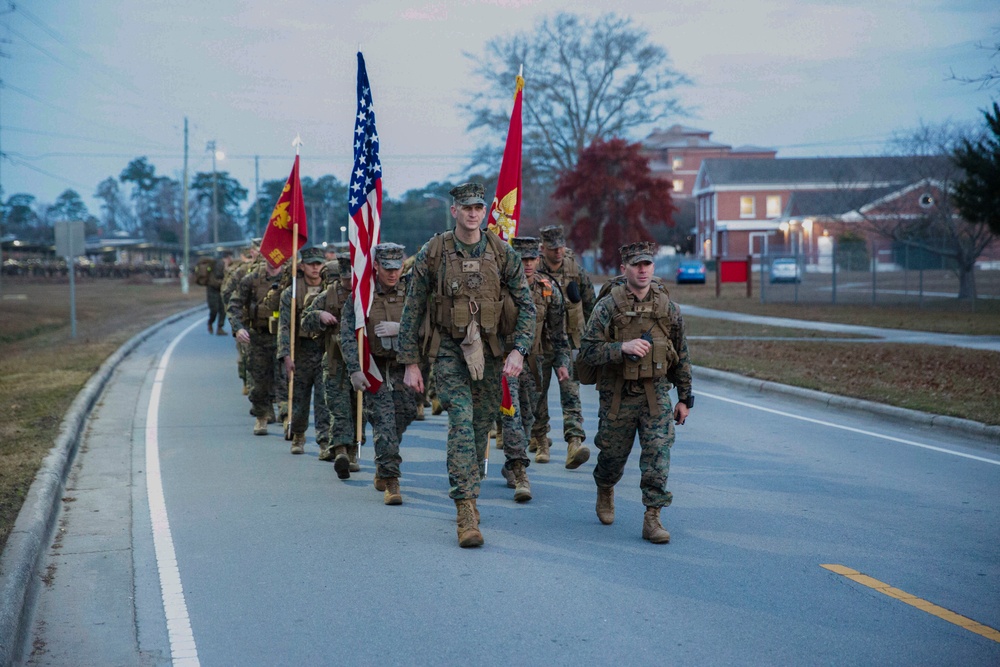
[1,124,171,148]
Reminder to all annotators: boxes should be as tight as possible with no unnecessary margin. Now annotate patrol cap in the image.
[299,246,326,264]
[510,236,541,259]
[539,225,566,249]
[374,242,405,269]
[337,252,352,273]
[620,241,657,266]
[449,182,486,206]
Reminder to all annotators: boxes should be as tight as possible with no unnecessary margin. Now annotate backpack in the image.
[193,257,214,286]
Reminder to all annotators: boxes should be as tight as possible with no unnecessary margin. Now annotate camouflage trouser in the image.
[207,287,224,328]
[434,338,501,500]
[532,349,585,443]
[324,358,358,449]
[384,361,418,441]
[359,369,402,479]
[247,331,277,418]
[592,381,674,508]
[237,341,249,384]
[288,338,329,447]
[501,369,537,469]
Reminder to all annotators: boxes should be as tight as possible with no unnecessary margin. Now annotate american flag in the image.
[349,52,383,392]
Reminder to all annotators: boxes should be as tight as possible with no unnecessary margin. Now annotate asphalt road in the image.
[24,311,1000,666]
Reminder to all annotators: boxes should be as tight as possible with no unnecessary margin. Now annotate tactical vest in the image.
[294,280,323,338]
[425,230,514,357]
[544,252,586,349]
[528,275,552,356]
[606,283,679,382]
[248,271,284,332]
[367,280,407,359]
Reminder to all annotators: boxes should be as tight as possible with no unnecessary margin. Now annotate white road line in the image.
[145,319,202,666]
[700,391,1000,466]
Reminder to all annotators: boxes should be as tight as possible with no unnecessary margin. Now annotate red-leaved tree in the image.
[553,138,674,271]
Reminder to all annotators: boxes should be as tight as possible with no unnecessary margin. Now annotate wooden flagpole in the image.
[285,222,299,440]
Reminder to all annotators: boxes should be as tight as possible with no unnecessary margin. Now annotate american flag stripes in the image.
[349,52,384,392]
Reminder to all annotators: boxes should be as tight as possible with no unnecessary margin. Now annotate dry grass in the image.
[0,278,202,551]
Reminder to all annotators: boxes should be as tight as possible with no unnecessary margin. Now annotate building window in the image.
[672,157,683,170]
[766,195,781,218]
[740,196,755,218]
[673,179,684,193]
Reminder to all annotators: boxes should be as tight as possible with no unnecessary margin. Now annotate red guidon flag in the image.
[348,52,384,393]
[487,69,524,242]
[500,376,515,417]
[261,155,308,268]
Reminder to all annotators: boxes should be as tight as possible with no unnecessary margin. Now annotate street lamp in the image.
[422,193,452,231]
[340,225,347,244]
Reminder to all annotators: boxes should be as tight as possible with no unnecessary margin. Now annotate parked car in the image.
[676,259,707,284]
[769,257,802,283]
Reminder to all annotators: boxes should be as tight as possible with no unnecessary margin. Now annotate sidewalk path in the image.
[679,304,1000,352]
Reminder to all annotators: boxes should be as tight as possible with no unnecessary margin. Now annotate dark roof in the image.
[782,188,899,218]
[643,124,730,150]
[698,155,953,188]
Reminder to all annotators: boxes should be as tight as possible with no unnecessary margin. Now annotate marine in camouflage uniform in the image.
[207,252,232,335]
[499,237,570,503]
[340,243,414,505]
[222,240,261,396]
[277,246,329,456]
[398,182,535,548]
[301,254,361,474]
[229,258,289,435]
[578,241,693,544]
[534,224,596,469]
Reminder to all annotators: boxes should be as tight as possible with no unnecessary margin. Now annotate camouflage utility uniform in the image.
[500,237,570,502]
[206,255,230,334]
[277,247,328,455]
[301,256,360,472]
[340,243,414,502]
[398,183,535,547]
[534,225,596,467]
[578,241,693,544]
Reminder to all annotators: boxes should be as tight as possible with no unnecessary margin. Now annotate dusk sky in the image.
[2,0,997,216]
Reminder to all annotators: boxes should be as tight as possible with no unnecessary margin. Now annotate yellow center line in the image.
[821,564,1000,644]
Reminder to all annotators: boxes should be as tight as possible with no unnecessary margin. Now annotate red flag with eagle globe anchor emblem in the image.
[260,155,308,268]
[487,71,524,242]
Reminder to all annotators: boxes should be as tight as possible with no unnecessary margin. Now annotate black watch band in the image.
[513,344,529,357]
[679,395,694,409]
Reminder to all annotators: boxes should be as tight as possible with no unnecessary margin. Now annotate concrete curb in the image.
[0,306,204,667]
[694,366,1000,445]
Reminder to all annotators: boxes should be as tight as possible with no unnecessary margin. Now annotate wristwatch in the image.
[679,395,694,409]
[513,344,529,357]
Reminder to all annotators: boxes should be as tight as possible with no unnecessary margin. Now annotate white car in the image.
[769,258,802,283]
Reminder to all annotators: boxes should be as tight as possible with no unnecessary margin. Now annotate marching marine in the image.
[398,182,535,548]
[499,237,570,503]
[534,224,596,468]
[340,242,415,505]
[277,246,330,456]
[578,241,693,544]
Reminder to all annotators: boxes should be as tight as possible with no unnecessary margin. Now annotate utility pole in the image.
[207,140,219,245]
[182,117,190,293]
[0,15,12,298]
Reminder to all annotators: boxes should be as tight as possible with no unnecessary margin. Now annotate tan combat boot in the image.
[348,445,360,472]
[333,445,350,479]
[415,403,425,421]
[290,433,305,455]
[565,437,591,470]
[500,466,516,489]
[253,416,268,436]
[216,325,226,336]
[318,446,335,462]
[455,499,484,548]
[384,477,402,505]
[495,426,504,450]
[596,486,615,525]
[511,461,531,503]
[642,506,671,544]
[431,398,443,415]
[534,438,551,463]
[528,436,538,453]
